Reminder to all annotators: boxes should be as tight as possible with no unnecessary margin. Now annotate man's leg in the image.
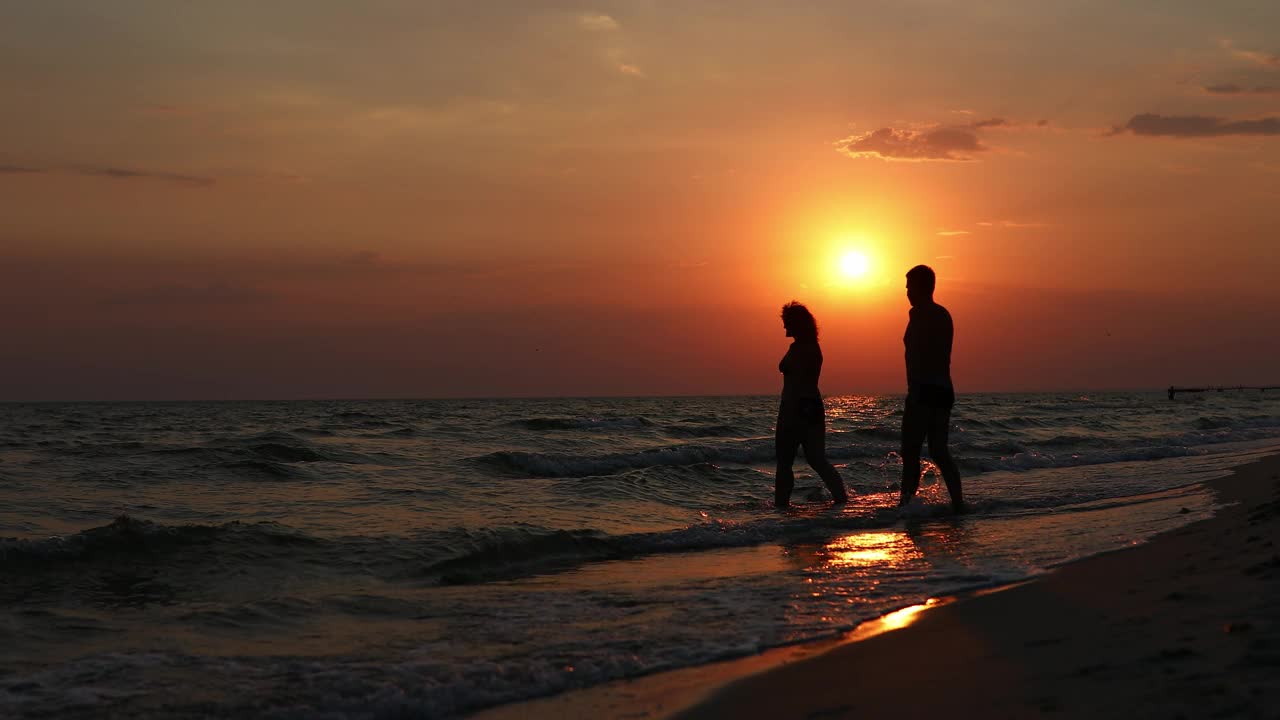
[900,398,927,505]
[926,407,964,512]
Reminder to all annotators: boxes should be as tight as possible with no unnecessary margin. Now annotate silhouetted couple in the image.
[775,264,964,514]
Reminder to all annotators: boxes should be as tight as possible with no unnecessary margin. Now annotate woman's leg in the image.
[775,422,801,507]
[801,422,849,503]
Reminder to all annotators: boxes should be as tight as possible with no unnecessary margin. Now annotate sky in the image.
[3,0,1279,400]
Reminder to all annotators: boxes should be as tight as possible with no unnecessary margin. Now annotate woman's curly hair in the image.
[780,301,818,342]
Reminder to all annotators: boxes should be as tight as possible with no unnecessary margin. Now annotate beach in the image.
[476,452,1280,719]
[3,396,1278,718]
[10,1,1280,716]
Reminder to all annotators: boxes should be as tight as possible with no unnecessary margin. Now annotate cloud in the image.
[834,115,1040,162]
[936,230,971,236]
[347,250,381,266]
[618,64,644,77]
[836,126,987,161]
[104,282,273,306]
[1222,40,1280,67]
[578,13,620,31]
[79,167,216,186]
[0,163,215,186]
[977,117,1055,131]
[1203,84,1280,96]
[975,220,1049,229]
[1110,113,1280,137]
[137,103,205,116]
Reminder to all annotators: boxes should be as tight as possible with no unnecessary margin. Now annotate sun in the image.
[838,250,870,280]
[821,230,889,293]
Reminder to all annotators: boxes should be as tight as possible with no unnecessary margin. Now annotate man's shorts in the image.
[902,386,954,454]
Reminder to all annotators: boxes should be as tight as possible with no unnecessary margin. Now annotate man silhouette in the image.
[900,265,964,513]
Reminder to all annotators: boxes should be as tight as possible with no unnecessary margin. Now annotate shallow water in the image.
[2,391,1278,717]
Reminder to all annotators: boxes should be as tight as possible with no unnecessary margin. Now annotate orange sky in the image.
[3,2,1279,399]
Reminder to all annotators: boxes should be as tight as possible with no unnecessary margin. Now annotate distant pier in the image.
[1168,385,1279,400]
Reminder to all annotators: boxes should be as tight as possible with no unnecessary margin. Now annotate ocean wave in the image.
[954,439,1030,455]
[473,442,778,478]
[472,425,1280,479]
[63,431,379,472]
[1195,415,1232,430]
[0,468,1228,593]
[1175,424,1280,444]
[292,426,336,437]
[179,597,319,629]
[159,431,381,470]
[473,436,936,478]
[1034,433,1117,449]
[221,459,298,477]
[0,648,669,720]
[555,463,763,499]
[412,483,1187,585]
[325,410,403,429]
[1192,414,1280,432]
[419,516,879,585]
[236,441,333,463]
[967,444,1208,473]
[844,425,902,441]
[423,527,617,583]
[980,416,1056,430]
[660,423,753,438]
[355,426,419,438]
[0,515,320,570]
[5,513,885,586]
[507,416,656,431]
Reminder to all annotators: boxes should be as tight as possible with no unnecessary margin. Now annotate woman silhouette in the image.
[775,301,849,508]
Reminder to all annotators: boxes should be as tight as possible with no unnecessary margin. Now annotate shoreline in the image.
[472,452,1280,719]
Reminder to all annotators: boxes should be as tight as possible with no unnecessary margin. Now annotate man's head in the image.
[905,265,936,308]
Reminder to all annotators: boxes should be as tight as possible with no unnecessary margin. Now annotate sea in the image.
[3,391,1280,718]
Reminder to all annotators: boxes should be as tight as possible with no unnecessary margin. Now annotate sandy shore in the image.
[474,453,1280,719]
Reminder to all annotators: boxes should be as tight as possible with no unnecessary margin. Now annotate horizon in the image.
[5,386,1270,404]
[4,2,1278,399]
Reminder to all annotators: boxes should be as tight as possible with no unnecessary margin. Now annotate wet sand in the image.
[474,453,1280,719]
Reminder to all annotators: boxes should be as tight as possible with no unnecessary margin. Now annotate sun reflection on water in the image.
[844,598,949,642]
[779,525,972,639]
[878,599,940,630]
[822,531,924,569]
[822,395,885,422]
